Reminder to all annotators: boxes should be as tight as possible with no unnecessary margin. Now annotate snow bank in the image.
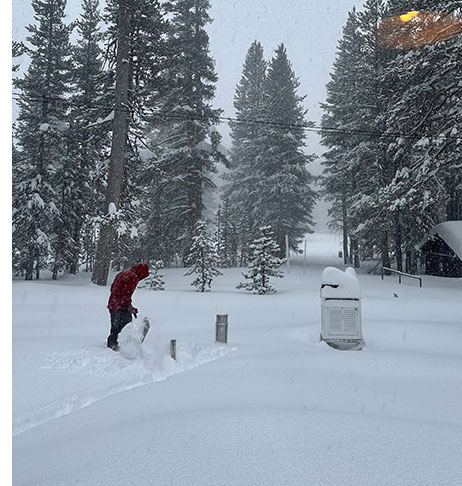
[14,334,236,436]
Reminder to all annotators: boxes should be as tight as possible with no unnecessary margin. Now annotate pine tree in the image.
[237,225,285,295]
[13,0,73,280]
[321,0,392,270]
[69,0,110,273]
[320,8,363,265]
[254,44,317,257]
[185,220,222,292]
[138,260,165,290]
[224,41,267,259]
[348,0,392,270]
[321,0,461,273]
[153,0,224,261]
[92,0,168,284]
[377,0,462,271]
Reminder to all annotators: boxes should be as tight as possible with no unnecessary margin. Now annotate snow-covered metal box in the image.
[320,267,364,350]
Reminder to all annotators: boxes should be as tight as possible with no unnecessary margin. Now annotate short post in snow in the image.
[215,314,228,344]
[170,339,177,360]
[303,239,307,274]
[286,234,290,273]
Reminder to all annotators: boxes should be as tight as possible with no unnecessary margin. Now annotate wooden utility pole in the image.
[92,0,131,286]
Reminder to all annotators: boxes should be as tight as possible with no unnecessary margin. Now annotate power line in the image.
[12,92,462,142]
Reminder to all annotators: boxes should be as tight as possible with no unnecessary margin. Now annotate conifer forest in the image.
[12,0,462,283]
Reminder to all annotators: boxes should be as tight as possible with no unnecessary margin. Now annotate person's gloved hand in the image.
[129,305,138,318]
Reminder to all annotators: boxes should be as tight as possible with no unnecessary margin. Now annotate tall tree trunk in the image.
[35,256,40,280]
[394,212,403,272]
[92,0,131,286]
[69,222,81,275]
[381,230,391,274]
[342,194,349,265]
[25,257,33,281]
[351,238,360,268]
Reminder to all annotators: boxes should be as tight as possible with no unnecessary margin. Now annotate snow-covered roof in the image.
[321,266,362,299]
[419,221,462,260]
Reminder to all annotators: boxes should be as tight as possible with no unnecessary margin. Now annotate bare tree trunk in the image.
[351,238,360,268]
[394,212,403,272]
[381,230,391,275]
[342,193,349,265]
[92,0,131,286]
[25,259,33,281]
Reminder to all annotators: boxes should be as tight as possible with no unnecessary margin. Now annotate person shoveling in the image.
[107,263,150,351]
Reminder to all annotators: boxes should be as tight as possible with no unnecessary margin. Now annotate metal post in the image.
[215,314,228,344]
[303,239,307,274]
[286,234,290,273]
[170,339,177,360]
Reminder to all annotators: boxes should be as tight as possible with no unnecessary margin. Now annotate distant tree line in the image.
[321,0,462,273]
[12,0,317,281]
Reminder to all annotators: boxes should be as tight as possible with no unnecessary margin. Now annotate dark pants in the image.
[107,309,132,350]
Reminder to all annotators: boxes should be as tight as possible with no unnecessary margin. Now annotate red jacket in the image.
[107,263,149,311]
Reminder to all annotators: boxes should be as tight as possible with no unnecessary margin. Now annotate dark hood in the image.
[131,263,149,280]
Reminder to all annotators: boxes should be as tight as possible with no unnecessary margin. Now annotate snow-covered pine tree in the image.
[185,220,222,292]
[320,8,364,266]
[322,0,461,272]
[69,0,111,273]
[138,260,165,290]
[321,0,391,269]
[254,44,317,257]
[409,0,462,224]
[348,0,393,271]
[237,225,285,295]
[376,0,462,271]
[374,0,439,271]
[224,41,267,259]
[153,0,224,262]
[12,41,26,73]
[106,0,169,270]
[13,0,74,280]
[92,0,168,284]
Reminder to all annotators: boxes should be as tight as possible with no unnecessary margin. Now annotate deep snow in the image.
[12,234,462,485]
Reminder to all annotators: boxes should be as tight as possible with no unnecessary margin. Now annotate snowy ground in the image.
[12,234,462,485]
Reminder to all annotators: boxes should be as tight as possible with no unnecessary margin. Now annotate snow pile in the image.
[321,266,362,299]
[15,329,236,437]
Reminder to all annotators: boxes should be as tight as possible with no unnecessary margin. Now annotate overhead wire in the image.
[11,92,462,143]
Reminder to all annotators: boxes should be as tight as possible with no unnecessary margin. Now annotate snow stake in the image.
[170,339,177,360]
[215,314,228,344]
